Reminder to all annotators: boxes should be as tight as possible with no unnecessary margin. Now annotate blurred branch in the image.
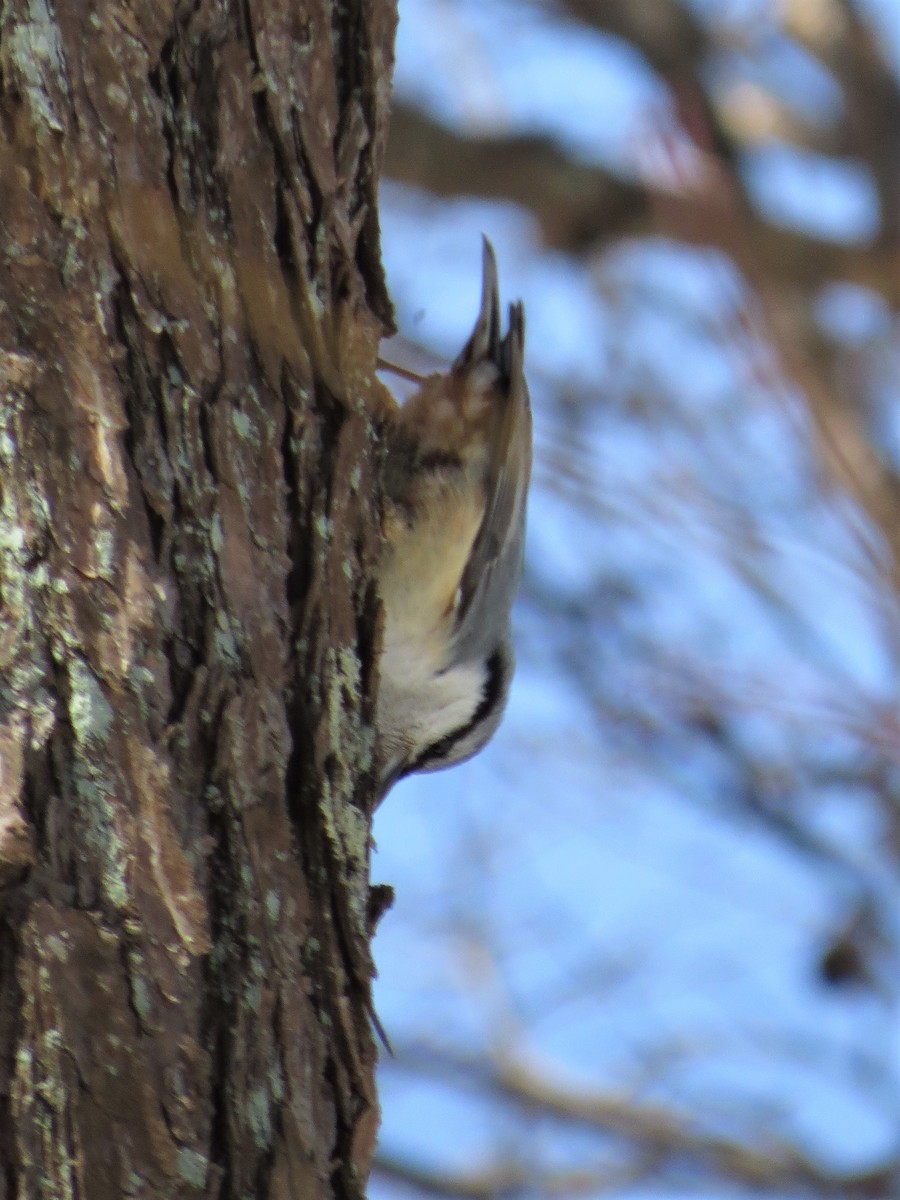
[374,1156,527,1199]
[375,1154,647,1199]
[662,81,900,589]
[795,0,900,250]
[494,1054,898,1197]
[385,103,645,249]
[563,0,900,259]
[382,1046,900,1197]
[555,0,709,76]
[385,103,900,303]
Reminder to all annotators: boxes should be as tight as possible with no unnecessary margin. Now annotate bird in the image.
[376,238,532,795]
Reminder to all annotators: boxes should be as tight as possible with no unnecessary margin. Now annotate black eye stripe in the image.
[405,649,506,777]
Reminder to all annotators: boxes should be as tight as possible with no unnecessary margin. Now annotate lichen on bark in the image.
[0,1,398,1196]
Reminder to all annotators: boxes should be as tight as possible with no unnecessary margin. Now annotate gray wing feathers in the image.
[453,243,532,662]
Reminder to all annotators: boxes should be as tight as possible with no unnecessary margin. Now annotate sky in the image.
[370,1,900,1193]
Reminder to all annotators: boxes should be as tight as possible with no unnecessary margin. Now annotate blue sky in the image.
[371,2,900,1192]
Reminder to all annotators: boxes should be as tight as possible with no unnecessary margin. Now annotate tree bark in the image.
[0,1,396,1196]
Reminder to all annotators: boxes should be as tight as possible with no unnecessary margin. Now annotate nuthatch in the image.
[376,239,532,793]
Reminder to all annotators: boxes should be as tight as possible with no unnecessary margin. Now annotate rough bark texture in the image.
[0,1,396,1197]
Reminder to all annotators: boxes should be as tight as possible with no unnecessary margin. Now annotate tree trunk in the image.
[0,1,396,1196]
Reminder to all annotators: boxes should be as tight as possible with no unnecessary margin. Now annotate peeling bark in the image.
[0,1,396,1196]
